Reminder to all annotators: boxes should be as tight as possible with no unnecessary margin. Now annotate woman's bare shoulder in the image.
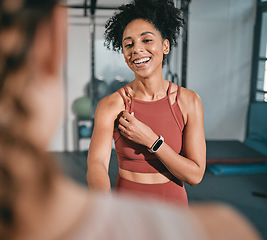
[178,87,203,125]
[180,87,202,108]
[98,91,123,107]
[169,83,202,105]
[95,91,125,120]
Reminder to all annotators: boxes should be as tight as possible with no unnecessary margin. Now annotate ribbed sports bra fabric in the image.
[113,81,184,173]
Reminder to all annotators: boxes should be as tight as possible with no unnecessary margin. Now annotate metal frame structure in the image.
[245,0,267,140]
[250,0,267,103]
[181,0,191,88]
[67,0,191,90]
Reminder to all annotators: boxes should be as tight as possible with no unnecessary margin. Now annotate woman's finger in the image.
[118,124,127,135]
[119,116,130,127]
[122,110,134,121]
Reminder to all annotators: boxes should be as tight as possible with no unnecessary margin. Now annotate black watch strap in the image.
[148,135,164,153]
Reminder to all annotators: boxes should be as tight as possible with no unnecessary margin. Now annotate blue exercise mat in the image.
[208,162,267,176]
[206,140,267,165]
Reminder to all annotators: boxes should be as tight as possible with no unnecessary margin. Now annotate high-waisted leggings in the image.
[114,175,188,206]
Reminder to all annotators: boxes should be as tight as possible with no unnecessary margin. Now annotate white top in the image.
[65,193,206,240]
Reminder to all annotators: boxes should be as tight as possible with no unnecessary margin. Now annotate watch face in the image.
[153,139,163,151]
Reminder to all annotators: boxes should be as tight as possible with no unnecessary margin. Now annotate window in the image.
[251,1,267,102]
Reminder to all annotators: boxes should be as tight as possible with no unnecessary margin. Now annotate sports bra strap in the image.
[117,89,130,112]
[122,86,134,113]
[117,89,126,102]
[167,81,172,96]
[123,86,131,96]
[176,85,181,102]
[167,81,181,104]
[119,82,175,113]
[167,82,183,132]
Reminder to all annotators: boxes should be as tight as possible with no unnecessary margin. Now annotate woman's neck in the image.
[131,76,169,101]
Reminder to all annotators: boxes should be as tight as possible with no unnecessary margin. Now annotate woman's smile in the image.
[133,57,151,65]
[132,56,151,68]
[122,19,169,77]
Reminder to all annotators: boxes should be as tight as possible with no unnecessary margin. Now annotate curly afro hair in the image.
[104,0,183,54]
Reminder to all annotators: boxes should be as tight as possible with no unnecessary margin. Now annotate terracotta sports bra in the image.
[113,81,184,173]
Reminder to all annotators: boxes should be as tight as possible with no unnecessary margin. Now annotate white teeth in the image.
[133,57,150,64]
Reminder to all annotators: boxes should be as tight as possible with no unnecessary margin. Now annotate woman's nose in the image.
[133,41,144,54]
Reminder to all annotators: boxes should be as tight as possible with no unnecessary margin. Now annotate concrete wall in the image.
[188,0,255,140]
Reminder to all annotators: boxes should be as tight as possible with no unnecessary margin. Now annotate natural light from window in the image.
[265,45,267,102]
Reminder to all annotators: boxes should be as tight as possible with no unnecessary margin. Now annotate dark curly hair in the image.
[104,0,183,55]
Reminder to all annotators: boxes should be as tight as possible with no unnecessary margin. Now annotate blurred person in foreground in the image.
[0,0,261,240]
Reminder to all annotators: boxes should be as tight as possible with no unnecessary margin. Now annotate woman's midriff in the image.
[118,167,174,184]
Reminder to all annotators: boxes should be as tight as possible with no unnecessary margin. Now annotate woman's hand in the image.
[118,110,158,148]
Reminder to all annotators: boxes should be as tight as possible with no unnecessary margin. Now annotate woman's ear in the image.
[163,39,170,55]
[32,5,67,79]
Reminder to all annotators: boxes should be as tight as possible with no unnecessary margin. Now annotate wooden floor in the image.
[54,150,267,239]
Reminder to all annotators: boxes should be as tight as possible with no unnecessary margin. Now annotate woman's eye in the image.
[125,43,133,48]
[144,39,152,43]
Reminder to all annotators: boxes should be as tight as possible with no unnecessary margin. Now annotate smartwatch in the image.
[148,135,164,153]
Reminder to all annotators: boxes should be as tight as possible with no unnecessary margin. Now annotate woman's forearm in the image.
[154,142,206,186]
[87,162,111,191]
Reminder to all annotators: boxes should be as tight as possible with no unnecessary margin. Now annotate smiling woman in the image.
[0,0,262,239]
[87,0,206,206]
[122,20,170,79]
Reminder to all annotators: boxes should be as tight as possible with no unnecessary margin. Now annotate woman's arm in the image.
[118,89,206,186]
[155,90,206,186]
[87,93,123,191]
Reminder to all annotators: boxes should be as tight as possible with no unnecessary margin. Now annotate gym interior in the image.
[52,0,267,238]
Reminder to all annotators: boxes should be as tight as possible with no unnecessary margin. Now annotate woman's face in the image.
[122,19,169,78]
